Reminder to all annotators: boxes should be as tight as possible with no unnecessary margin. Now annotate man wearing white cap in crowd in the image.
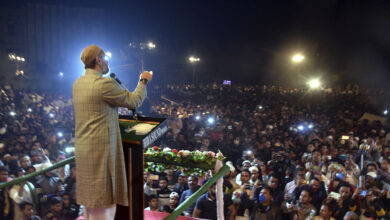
[365,171,379,190]
[73,44,152,220]
[249,166,259,186]
[162,192,180,213]
[224,161,240,195]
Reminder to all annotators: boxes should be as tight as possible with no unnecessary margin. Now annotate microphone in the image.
[110,73,122,85]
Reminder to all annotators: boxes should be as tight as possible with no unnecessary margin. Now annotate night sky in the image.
[107,0,390,86]
[4,0,390,87]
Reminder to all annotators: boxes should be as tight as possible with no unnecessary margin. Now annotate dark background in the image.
[1,0,390,89]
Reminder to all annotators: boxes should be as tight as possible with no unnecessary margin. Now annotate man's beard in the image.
[102,63,109,74]
[103,65,109,74]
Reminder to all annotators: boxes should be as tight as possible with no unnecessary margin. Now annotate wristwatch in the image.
[140,78,148,84]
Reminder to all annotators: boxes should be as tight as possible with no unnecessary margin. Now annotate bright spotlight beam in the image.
[307,79,321,89]
[189,56,200,63]
[292,54,305,63]
[147,42,156,49]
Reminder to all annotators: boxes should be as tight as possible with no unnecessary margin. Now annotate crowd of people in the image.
[0,81,390,219]
[0,83,76,220]
[145,83,390,220]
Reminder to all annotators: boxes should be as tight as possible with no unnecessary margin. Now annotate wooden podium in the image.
[115,115,168,220]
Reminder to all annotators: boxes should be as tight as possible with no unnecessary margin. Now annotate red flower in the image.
[153,146,159,151]
[172,149,178,154]
[208,151,215,157]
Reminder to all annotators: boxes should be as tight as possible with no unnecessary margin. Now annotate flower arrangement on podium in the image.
[144,146,225,175]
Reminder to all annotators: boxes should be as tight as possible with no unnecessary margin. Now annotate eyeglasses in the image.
[99,54,109,61]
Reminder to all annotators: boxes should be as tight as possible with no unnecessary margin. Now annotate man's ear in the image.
[95,56,101,65]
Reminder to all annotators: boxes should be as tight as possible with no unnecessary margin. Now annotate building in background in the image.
[0,1,106,89]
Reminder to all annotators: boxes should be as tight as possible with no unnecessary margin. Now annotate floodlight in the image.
[308,79,321,89]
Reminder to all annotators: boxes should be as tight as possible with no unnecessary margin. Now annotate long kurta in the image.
[72,69,147,207]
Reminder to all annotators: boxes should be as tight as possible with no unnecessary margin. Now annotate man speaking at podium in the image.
[72,45,152,220]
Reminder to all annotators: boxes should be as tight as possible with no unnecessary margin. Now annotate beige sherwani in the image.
[72,69,146,208]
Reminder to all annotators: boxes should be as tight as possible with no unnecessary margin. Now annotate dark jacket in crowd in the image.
[0,188,14,220]
[250,203,282,220]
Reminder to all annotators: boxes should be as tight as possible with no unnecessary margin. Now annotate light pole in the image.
[189,56,200,83]
[8,53,25,76]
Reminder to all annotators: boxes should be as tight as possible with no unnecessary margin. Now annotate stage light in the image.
[292,54,304,63]
[308,124,313,129]
[258,105,263,110]
[49,113,55,118]
[103,51,112,61]
[147,42,156,49]
[297,125,304,131]
[195,115,201,120]
[59,72,64,77]
[384,110,388,115]
[307,79,321,89]
[27,108,32,112]
[189,56,200,63]
[207,117,215,124]
[57,132,63,138]
[9,111,16,116]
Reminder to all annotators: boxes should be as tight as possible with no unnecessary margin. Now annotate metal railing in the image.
[163,164,230,220]
[0,156,75,189]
